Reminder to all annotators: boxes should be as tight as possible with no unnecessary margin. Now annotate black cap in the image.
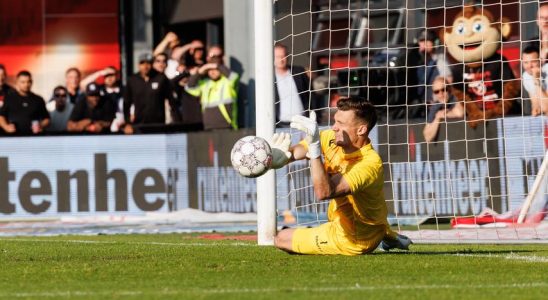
[417,29,438,42]
[138,53,153,64]
[86,82,101,97]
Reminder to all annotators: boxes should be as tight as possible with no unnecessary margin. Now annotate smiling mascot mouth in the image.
[459,42,482,51]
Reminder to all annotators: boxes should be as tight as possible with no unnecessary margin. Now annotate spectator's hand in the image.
[176,64,187,73]
[270,133,292,169]
[31,123,42,134]
[532,65,541,79]
[123,124,134,135]
[199,63,218,75]
[532,105,541,116]
[4,123,16,133]
[435,109,446,121]
[165,32,179,43]
[86,122,103,133]
[291,111,321,159]
[80,119,92,129]
[101,67,116,77]
[190,40,203,50]
[189,66,199,75]
[541,47,548,62]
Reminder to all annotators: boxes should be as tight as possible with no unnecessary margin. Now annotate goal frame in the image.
[255,0,548,245]
[254,0,276,246]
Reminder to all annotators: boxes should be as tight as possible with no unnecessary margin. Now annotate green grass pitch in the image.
[0,234,547,299]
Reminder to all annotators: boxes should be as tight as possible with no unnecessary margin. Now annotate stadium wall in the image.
[0,116,545,220]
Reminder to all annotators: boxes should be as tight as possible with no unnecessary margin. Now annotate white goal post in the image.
[254,0,276,245]
[255,0,548,244]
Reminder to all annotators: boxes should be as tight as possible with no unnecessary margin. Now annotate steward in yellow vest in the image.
[186,58,239,130]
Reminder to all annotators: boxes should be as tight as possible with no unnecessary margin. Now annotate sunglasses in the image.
[55,93,67,98]
[433,88,447,95]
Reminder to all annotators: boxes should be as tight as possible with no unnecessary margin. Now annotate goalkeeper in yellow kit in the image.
[270,97,412,255]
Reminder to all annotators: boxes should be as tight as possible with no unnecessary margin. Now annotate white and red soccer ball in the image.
[230,136,273,178]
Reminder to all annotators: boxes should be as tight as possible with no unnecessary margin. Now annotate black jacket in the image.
[124,70,181,124]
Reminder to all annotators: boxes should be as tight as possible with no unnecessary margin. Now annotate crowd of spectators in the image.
[2,4,548,138]
[0,31,239,136]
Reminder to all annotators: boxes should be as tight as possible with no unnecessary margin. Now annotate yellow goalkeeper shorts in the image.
[291,221,385,256]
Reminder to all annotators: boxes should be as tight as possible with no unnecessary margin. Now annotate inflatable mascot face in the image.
[441,5,519,128]
[443,6,511,64]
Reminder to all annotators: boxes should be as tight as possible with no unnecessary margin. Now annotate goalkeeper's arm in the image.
[288,144,309,161]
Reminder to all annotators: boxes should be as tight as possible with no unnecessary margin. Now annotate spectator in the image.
[521,46,548,116]
[153,32,181,79]
[0,64,13,108]
[423,76,464,142]
[80,66,124,131]
[153,53,169,74]
[274,43,312,125]
[171,67,203,126]
[65,67,82,104]
[531,3,548,63]
[414,29,453,104]
[67,83,114,133]
[0,70,49,135]
[153,32,205,79]
[206,45,224,63]
[46,86,73,132]
[179,40,206,72]
[186,51,239,130]
[153,53,178,124]
[123,53,181,134]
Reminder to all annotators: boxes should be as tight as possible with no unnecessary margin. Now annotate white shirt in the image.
[275,70,304,122]
[165,59,179,79]
[522,63,548,96]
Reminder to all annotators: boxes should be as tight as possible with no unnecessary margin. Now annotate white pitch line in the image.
[0,238,255,247]
[453,253,548,263]
[1,282,547,298]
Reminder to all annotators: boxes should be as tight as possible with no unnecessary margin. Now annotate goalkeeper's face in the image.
[332,110,366,147]
[445,14,501,63]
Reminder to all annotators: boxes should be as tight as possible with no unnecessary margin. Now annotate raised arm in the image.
[153,32,179,56]
[423,111,443,143]
[291,112,351,200]
[80,67,116,90]
[270,112,352,200]
[172,40,203,62]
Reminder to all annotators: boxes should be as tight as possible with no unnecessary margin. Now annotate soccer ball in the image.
[231,136,273,178]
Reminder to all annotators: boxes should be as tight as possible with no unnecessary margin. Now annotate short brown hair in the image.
[336,97,377,132]
[16,70,32,78]
[65,67,81,77]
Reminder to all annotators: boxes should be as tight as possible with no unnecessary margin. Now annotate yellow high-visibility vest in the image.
[186,72,239,129]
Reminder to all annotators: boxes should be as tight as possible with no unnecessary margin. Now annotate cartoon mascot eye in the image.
[472,21,483,33]
[456,23,466,35]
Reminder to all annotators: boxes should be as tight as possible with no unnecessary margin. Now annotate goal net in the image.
[266,0,548,243]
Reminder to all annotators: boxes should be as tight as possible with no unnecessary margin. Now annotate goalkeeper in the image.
[270,97,412,255]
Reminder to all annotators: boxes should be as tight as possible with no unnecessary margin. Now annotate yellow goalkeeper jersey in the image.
[305,130,389,240]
